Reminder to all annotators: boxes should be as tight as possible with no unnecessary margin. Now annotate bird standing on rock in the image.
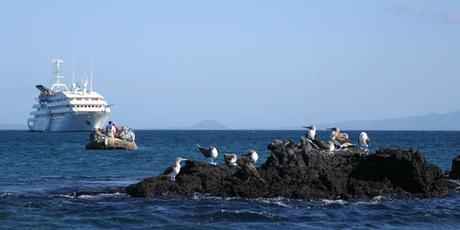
[359,132,370,152]
[315,140,336,153]
[162,157,187,181]
[303,125,317,140]
[330,127,353,150]
[242,149,258,164]
[196,144,219,165]
[224,153,237,167]
[303,125,332,151]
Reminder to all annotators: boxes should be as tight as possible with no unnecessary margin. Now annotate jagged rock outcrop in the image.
[126,140,458,199]
[450,155,460,179]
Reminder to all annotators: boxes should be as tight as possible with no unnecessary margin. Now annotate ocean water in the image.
[1,130,459,229]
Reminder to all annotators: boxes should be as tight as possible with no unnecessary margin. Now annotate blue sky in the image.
[1,0,459,129]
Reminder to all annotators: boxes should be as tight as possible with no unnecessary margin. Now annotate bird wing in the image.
[336,134,349,144]
[315,140,330,150]
[196,144,211,157]
[162,166,173,175]
[366,138,370,144]
[306,138,319,149]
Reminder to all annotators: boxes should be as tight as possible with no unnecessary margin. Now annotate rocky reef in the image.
[126,139,459,199]
[450,155,460,180]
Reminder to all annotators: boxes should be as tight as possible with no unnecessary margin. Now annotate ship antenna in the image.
[52,58,64,84]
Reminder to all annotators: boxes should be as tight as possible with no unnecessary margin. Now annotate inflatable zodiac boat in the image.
[85,137,138,150]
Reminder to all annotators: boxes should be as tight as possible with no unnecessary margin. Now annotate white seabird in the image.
[242,149,258,164]
[358,132,370,151]
[196,144,219,165]
[162,157,187,181]
[224,153,237,167]
[303,125,317,140]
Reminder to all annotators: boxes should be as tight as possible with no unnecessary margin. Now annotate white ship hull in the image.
[29,58,111,132]
[28,112,109,132]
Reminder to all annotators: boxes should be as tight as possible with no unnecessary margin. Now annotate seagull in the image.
[303,125,317,140]
[241,149,258,164]
[162,157,187,181]
[359,131,370,152]
[196,144,219,165]
[224,153,237,167]
[330,127,353,149]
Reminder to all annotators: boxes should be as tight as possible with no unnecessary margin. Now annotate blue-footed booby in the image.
[303,125,317,140]
[303,134,335,153]
[315,140,335,152]
[224,153,237,167]
[162,157,187,181]
[196,144,219,165]
[359,132,370,152]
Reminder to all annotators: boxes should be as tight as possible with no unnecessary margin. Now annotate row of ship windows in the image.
[48,98,101,103]
[48,105,71,110]
[48,99,67,103]
[74,105,104,108]
[35,113,67,118]
[45,105,104,110]
[73,98,101,101]
[52,113,66,117]
[35,105,102,118]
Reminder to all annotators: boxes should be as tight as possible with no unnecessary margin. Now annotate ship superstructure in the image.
[27,59,111,132]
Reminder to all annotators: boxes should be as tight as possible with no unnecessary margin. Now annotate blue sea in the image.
[1,130,459,229]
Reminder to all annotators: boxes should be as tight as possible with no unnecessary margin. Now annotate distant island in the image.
[185,120,228,130]
[162,120,229,130]
[266,111,460,131]
[319,111,460,131]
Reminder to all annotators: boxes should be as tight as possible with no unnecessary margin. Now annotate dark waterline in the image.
[1,130,459,229]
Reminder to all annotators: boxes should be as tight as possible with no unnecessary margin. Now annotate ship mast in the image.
[53,59,63,84]
[50,58,69,92]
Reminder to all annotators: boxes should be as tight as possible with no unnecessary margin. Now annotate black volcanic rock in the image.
[450,156,460,179]
[126,140,458,199]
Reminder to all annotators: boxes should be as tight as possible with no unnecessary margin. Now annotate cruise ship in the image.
[28,59,111,132]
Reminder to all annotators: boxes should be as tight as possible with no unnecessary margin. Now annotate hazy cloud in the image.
[432,12,460,25]
[386,4,423,16]
[386,4,460,25]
